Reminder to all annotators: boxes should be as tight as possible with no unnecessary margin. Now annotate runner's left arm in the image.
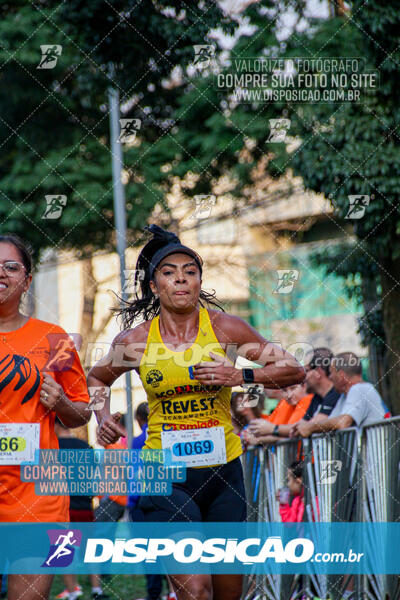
[194,313,305,388]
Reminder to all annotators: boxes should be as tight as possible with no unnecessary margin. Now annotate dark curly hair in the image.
[0,234,33,276]
[117,225,224,328]
[289,460,304,480]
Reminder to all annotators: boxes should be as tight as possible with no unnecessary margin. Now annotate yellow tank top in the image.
[139,307,242,464]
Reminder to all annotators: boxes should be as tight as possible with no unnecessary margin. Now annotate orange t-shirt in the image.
[104,442,128,508]
[264,399,294,424]
[287,394,313,424]
[0,318,89,522]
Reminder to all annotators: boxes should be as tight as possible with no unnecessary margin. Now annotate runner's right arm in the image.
[87,324,149,444]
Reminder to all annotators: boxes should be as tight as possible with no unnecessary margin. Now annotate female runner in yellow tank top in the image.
[88,225,305,600]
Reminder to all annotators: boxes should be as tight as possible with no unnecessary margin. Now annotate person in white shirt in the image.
[291,351,385,437]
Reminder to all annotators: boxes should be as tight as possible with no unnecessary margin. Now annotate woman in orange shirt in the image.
[247,382,313,443]
[0,235,90,600]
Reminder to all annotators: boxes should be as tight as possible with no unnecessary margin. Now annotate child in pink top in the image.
[278,460,306,523]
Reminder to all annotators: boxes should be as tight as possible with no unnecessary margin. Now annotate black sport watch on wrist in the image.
[273,424,280,437]
[242,368,255,384]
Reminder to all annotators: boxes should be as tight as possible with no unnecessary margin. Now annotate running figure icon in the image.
[45,531,77,566]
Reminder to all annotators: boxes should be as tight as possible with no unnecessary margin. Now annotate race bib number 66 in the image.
[0,423,40,465]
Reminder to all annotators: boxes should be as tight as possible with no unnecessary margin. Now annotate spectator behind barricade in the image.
[55,419,109,600]
[287,348,341,439]
[278,461,305,523]
[278,461,319,523]
[263,387,285,416]
[303,348,341,421]
[231,391,264,449]
[291,352,385,438]
[241,387,290,446]
[247,383,313,444]
[231,392,246,436]
[263,387,292,423]
[94,414,127,523]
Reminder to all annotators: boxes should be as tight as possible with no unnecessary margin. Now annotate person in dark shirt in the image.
[291,348,340,437]
[56,419,93,518]
[128,402,149,518]
[94,414,127,523]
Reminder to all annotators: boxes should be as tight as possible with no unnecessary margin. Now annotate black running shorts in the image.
[138,457,247,522]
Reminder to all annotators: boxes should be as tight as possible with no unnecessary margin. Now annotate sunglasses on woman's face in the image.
[0,261,25,275]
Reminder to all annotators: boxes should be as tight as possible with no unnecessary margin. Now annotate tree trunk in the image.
[70,258,97,441]
[336,0,346,16]
[380,257,400,415]
[75,257,119,440]
[329,0,346,17]
[361,279,390,404]
[80,257,97,359]
[329,0,347,17]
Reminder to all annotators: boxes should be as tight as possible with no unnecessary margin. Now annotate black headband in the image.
[148,243,203,280]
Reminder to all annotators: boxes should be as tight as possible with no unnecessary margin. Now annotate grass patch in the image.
[50,574,152,599]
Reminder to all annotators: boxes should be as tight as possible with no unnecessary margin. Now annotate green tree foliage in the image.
[0,0,236,256]
[125,2,294,198]
[288,5,400,411]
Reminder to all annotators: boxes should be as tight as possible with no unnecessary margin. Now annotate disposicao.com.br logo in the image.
[0,522,370,575]
[84,536,315,565]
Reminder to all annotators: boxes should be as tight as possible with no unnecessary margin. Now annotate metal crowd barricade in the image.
[360,416,400,600]
[242,426,376,600]
[242,445,264,600]
[242,444,263,523]
[302,428,360,600]
[242,419,400,599]
[242,439,304,600]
